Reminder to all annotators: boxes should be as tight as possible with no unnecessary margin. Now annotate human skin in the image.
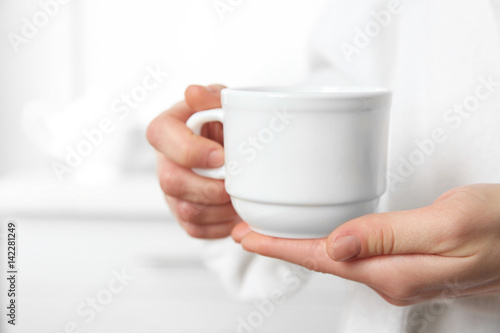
[232,184,500,306]
[147,84,242,239]
[147,84,500,306]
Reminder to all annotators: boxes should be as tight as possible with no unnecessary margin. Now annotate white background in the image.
[0,0,328,177]
[0,1,352,332]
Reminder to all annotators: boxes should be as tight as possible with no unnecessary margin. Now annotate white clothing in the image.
[203,1,500,332]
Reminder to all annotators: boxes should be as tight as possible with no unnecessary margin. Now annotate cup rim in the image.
[222,86,390,98]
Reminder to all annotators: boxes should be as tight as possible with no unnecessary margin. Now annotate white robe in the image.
[203,1,500,332]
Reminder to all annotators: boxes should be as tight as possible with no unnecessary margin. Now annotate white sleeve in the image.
[200,238,311,301]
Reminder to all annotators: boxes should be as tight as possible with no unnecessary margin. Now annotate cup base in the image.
[231,197,380,239]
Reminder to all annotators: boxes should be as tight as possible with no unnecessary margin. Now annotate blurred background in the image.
[0,0,326,179]
[0,0,351,332]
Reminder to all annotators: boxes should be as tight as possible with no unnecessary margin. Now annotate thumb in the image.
[326,204,455,262]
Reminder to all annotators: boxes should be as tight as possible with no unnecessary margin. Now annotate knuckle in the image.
[435,186,472,203]
[308,239,329,264]
[159,169,184,197]
[182,222,208,239]
[184,84,199,98]
[381,223,396,255]
[434,187,487,246]
[182,221,232,239]
[201,180,229,203]
[436,186,487,215]
[188,180,228,205]
[181,135,200,166]
[367,214,395,255]
[443,216,474,246]
[176,201,204,223]
[146,118,161,147]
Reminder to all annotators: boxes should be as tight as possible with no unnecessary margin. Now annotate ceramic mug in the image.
[186,86,391,239]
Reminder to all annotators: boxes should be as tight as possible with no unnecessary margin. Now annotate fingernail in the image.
[206,86,217,94]
[207,150,224,167]
[231,222,251,243]
[332,235,361,262]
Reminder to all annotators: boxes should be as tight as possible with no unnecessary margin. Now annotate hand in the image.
[147,84,242,238]
[232,184,500,306]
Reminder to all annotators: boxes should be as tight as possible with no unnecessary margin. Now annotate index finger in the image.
[146,100,224,169]
[232,223,460,300]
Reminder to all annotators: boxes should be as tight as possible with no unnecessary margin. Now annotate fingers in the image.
[232,184,500,305]
[234,184,493,263]
[146,84,226,169]
[235,227,335,272]
[233,205,454,267]
[158,152,238,238]
[232,223,326,267]
[165,193,240,239]
[147,83,238,239]
[326,185,500,262]
[157,155,230,205]
[325,201,471,262]
[167,197,238,225]
[180,219,241,239]
[233,229,388,288]
[147,109,224,169]
[185,84,226,112]
[233,227,474,303]
[231,222,252,242]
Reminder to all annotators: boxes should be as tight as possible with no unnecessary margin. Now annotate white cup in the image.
[186,86,391,239]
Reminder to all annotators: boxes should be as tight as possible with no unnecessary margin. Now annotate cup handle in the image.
[185,108,225,179]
